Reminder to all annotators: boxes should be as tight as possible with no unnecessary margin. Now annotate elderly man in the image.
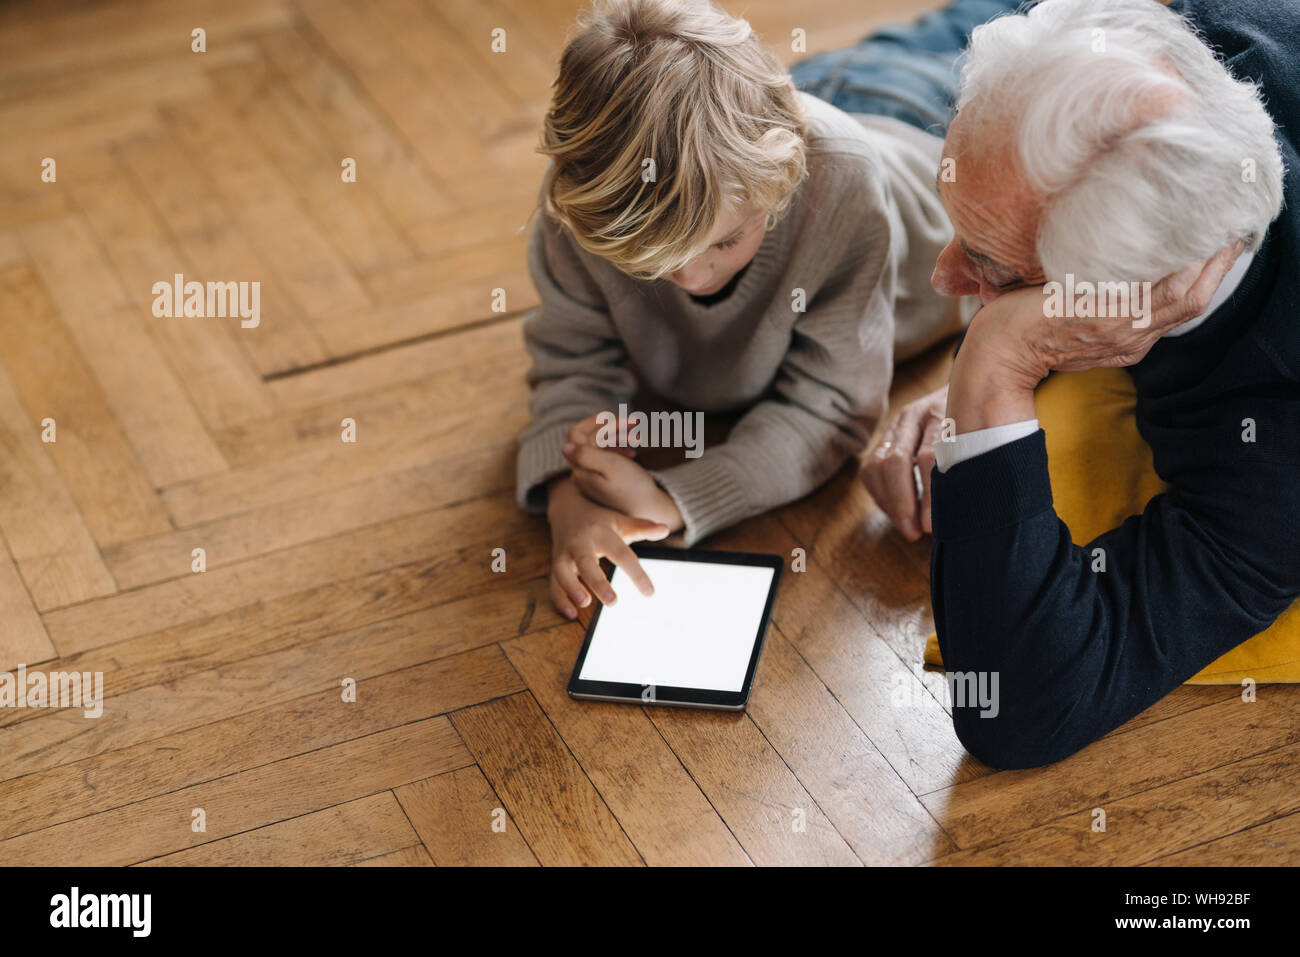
[858,0,1299,767]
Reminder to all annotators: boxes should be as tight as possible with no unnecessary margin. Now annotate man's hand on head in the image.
[969,241,1247,380]
[945,241,1247,436]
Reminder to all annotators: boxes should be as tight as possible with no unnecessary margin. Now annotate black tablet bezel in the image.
[566,544,783,711]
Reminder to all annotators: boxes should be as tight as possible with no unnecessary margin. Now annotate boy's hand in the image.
[546,475,670,619]
[567,412,638,459]
[562,412,684,530]
[562,442,684,531]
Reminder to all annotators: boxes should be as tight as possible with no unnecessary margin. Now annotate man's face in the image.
[932,108,1047,305]
[666,204,768,296]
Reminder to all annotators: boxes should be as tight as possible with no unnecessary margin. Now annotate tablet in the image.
[567,545,782,711]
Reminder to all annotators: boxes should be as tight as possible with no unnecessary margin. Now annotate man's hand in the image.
[948,242,1246,434]
[546,475,670,619]
[861,243,1243,542]
[562,412,684,531]
[970,241,1246,385]
[859,385,948,541]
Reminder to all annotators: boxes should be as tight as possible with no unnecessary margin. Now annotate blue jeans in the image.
[790,0,1024,137]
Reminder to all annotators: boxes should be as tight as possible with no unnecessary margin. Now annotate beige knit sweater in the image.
[517,93,969,545]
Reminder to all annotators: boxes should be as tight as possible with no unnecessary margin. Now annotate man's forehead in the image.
[936,117,1044,279]
[939,107,1013,185]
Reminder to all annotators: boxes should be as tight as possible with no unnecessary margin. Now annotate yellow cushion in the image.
[923,366,1300,684]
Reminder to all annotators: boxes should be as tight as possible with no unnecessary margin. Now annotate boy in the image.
[518,0,988,618]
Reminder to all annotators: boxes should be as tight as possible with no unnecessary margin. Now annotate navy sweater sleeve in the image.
[930,0,1300,770]
[930,415,1300,769]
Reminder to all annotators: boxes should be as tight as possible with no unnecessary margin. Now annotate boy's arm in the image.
[517,213,636,513]
[653,231,895,545]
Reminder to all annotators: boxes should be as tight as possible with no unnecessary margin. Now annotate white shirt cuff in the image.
[933,419,1039,473]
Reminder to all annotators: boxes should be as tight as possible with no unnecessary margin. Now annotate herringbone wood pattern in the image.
[0,0,1296,866]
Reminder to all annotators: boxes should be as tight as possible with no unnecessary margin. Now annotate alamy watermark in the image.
[50,887,150,937]
[894,669,1000,718]
[152,273,260,328]
[1043,274,1153,328]
[594,403,704,458]
[0,665,103,718]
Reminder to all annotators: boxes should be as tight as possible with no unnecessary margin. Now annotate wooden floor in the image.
[0,0,1296,867]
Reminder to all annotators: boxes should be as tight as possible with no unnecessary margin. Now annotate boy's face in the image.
[666,204,768,296]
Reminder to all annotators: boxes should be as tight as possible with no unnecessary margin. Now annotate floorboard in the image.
[1,0,1293,868]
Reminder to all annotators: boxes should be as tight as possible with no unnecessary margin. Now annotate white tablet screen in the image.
[577,558,776,692]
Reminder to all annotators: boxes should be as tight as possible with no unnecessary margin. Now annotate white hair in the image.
[957,0,1285,283]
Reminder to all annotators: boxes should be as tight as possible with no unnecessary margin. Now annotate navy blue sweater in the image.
[930,0,1300,769]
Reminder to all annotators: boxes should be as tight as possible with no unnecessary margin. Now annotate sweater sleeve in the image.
[653,199,895,545]
[929,419,1300,770]
[516,213,636,513]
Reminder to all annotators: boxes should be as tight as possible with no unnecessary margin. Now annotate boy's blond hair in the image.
[539,0,807,279]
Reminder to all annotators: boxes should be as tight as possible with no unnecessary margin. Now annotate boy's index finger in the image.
[605,535,655,597]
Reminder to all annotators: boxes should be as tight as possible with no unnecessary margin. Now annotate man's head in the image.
[539,0,806,292]
[932,0,1284,304]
